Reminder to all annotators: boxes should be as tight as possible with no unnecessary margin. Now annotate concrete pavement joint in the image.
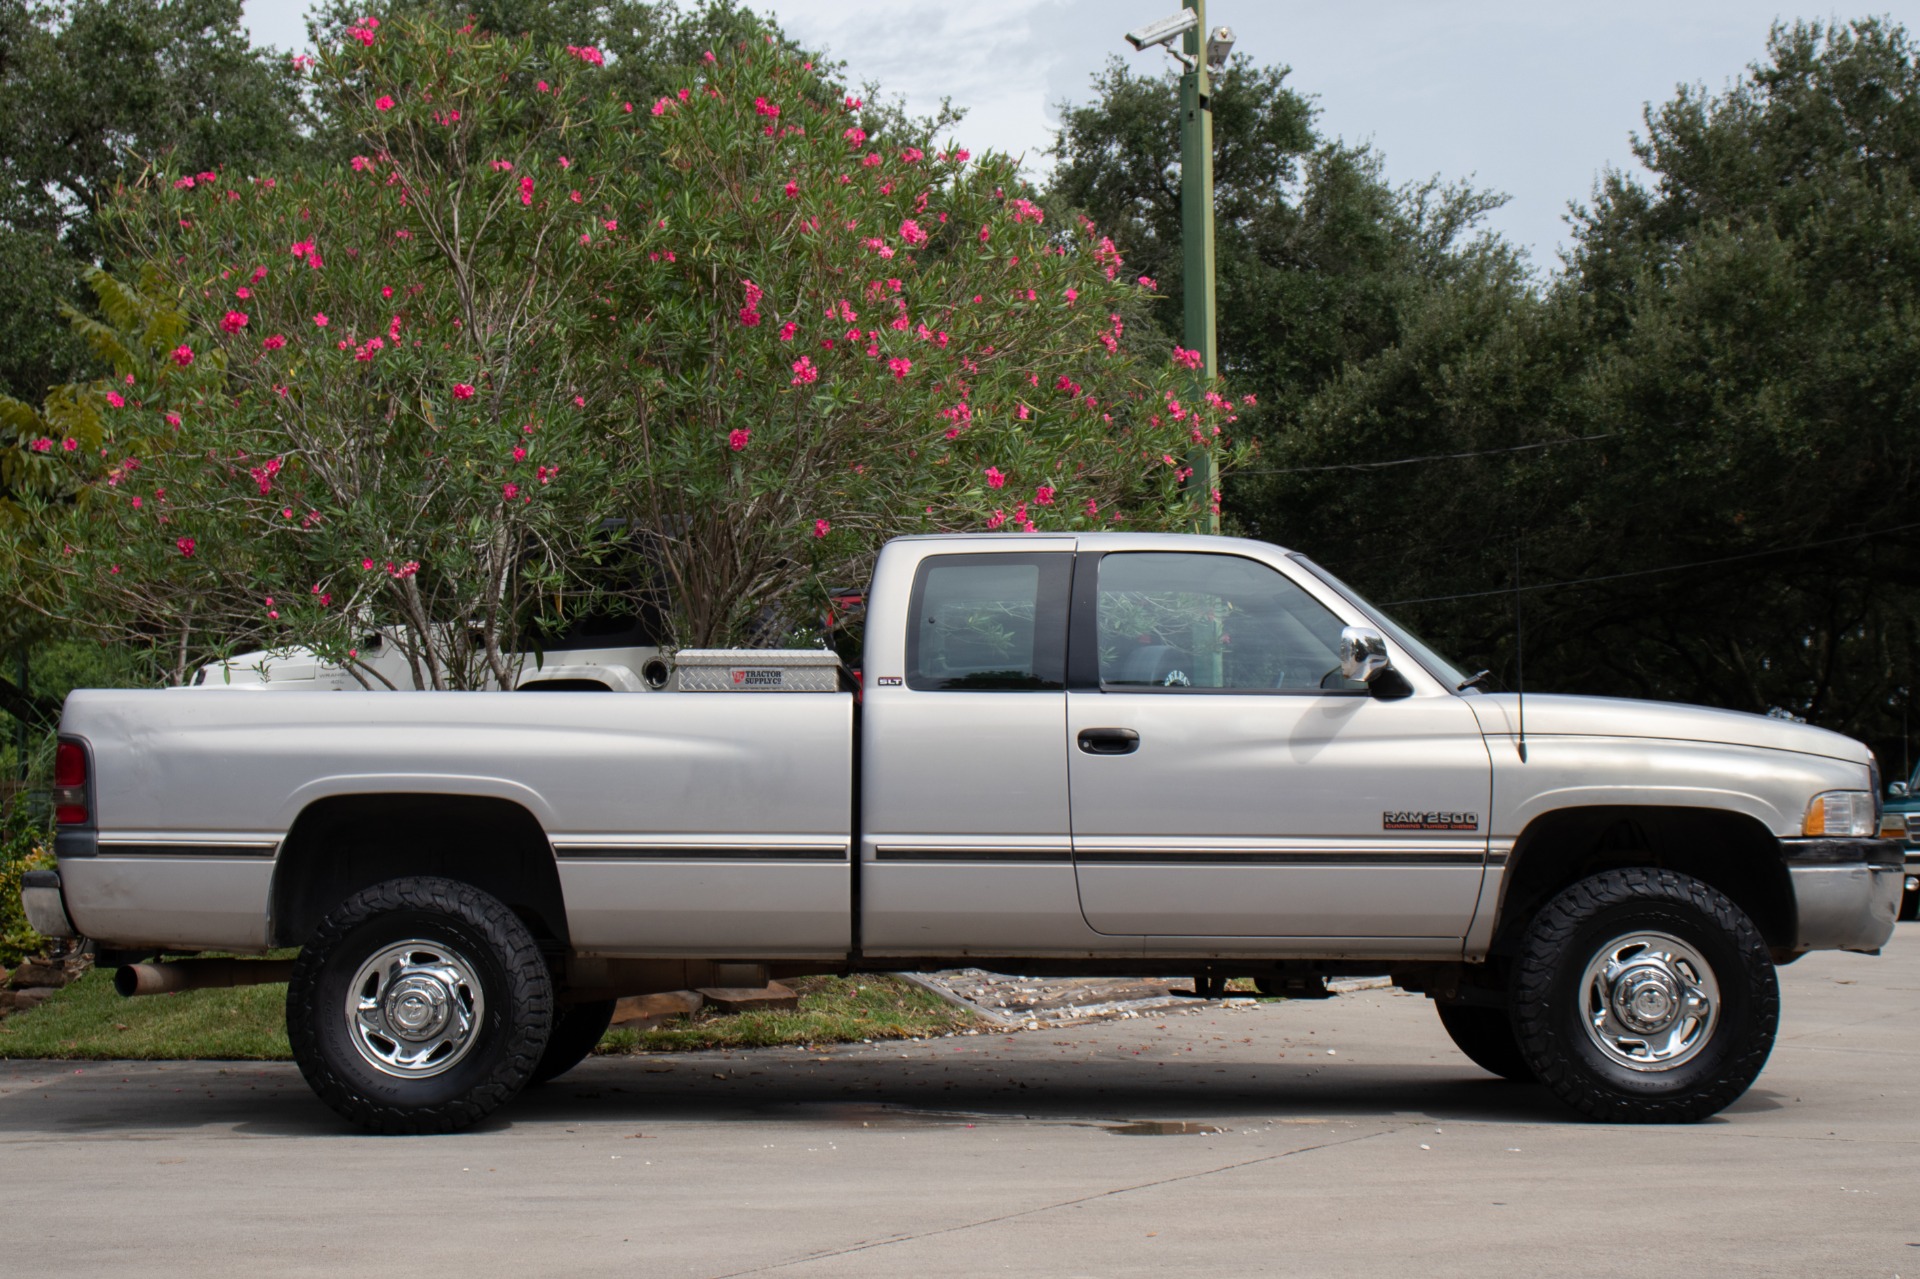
[704,1123,1411,1278]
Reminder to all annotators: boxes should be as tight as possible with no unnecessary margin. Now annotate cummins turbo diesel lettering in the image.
[24,531,1904,1134]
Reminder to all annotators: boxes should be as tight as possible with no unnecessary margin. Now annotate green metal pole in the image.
[1180,0,1219,535]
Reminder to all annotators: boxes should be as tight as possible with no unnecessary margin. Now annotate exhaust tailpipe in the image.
[114,959,297,997]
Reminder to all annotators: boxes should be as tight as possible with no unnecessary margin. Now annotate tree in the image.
[3,15,1241,686]
[1048,56,1508,426]
[0,0,306,405]
[1248,18,1920,762]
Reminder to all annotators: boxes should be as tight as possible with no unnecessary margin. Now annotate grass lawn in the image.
[0,967,977,1060]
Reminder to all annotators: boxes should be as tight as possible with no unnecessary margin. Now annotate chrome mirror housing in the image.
[1891,779,1911,799]
[1338,626,1391,684]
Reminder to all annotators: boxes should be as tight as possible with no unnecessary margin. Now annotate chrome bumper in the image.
[19,870,78,940]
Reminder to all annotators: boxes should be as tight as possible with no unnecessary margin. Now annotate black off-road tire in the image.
[529,999,617,1086]
[1511,868,1777,1123]
[1435,1002,1535,1083]
[286,876,553,1134]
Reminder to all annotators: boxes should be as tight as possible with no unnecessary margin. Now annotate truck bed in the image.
[56,688,854,955]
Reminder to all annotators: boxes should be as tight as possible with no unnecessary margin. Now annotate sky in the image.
[241,0,1920,271]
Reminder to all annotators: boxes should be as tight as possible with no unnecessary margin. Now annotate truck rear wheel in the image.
[1511,868,1777,1123]
[286,876,553,1133]
[1434,1003,1535,1082]
[529,999,617,1085]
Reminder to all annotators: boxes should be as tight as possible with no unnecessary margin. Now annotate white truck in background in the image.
[192,614,672,694]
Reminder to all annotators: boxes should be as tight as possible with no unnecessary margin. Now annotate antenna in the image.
[1513,536,1528,763]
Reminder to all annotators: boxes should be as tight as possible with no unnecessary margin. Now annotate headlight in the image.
[1803,791,1876,838]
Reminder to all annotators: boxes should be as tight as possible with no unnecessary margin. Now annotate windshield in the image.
[1290,556,1471,690]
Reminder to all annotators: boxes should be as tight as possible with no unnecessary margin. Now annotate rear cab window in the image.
[905,553,1071,691]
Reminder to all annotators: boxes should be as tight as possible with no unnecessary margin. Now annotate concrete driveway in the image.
[3,931,1916,1278]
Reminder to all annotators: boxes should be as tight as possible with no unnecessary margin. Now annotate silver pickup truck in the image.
[21,532,1904,1132]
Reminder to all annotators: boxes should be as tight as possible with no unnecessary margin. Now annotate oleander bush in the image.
[3,13,1243,682]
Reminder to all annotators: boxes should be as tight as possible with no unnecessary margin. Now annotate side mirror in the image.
[1338,625,1413,699]
[1891,780,1911,800]
[1339,626,1391,684]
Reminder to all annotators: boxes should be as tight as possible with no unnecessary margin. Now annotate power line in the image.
[1381,521,1920,607]
[1238,433,1614,476]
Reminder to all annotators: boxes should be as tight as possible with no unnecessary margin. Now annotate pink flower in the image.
[251,266,268,282]
[986,509,1006,530]
[172,344,195,366]
[985,466,1006,489]
[453,383,475,400]
[1064,288,1077,303]
[887,356,912,379]
[813,518,831,539]
[351,155,372,172]
[375,95,395,111]
[651,98,671,116]
[105,391,125,408]
[362,558,375,570]
[62,437,76,451]
[235,287,251,299]
[176,536,196,557]
[1138,275,1157,290]
[1034,485,1055,506]
[790,356,818,386]
[977,224,990,244]
[221,310,249,334]
[1171,346,1203,371]
[843,127,867,146]
[502,482,519,500]
[898,218,927,246]
[29,438,51,453]
[783,180,799,198]
[519,176,534,206]
[565,44,605,66]
[313,313,329,327]
[511,446,527,462]
[165,412,181,427]
[728,428,751,451]
[777,321,798,342]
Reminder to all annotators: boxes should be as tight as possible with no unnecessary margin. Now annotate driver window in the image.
[1096,552,1360,691]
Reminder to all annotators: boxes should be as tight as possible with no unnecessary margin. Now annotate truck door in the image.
[1066,550,1492,948]
[861,544,1108,956]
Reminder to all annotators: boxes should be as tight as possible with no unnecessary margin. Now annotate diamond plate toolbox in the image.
[672,648,844,692]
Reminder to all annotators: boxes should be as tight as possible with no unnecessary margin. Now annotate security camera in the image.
[1206,25,1235,68]
[1124,11,1199,52]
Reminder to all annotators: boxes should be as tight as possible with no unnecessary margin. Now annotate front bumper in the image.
[19,870,79,940]
[1782,837,1903,953]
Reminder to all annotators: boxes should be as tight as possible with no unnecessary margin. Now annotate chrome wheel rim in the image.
[1579,930,1719,1072]
[344,939,485,1080]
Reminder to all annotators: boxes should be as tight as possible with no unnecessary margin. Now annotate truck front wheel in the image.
[1511,868,1778,1123]
[286,876,554,1133]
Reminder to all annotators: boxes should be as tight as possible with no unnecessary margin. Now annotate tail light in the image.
[52,738,90,827]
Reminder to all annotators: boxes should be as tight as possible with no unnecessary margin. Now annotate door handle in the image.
[1077,728,1140,756]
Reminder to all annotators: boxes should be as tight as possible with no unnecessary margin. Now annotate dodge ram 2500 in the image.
[21,532,1903,1131]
